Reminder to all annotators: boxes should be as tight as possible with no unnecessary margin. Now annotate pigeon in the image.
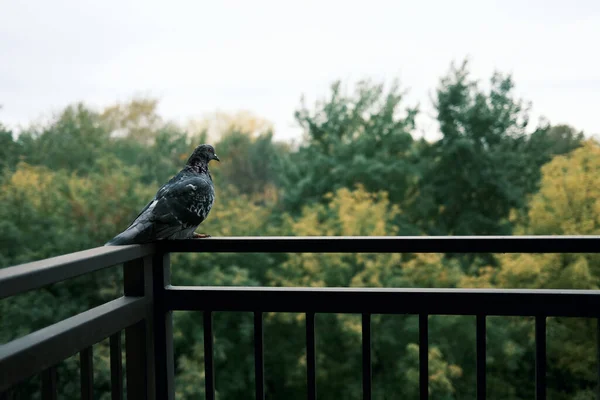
[105,144,220,245]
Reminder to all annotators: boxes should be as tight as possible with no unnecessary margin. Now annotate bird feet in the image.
[193,233,211,239]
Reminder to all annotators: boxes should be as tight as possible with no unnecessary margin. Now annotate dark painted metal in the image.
[305,312,317,400]
[110,333,123,400]
[419,314,428,400]
[476,315,486,400]
[204,311,215,400]
[80,347,93,400]
[165,286,600,317]
[0,244,154,299]
[597,318,600,400]
[306,312,317,400]
[160,236,600,254]
[536,316,547,400]
[126,320,149,400]
[123,256,154,400]
[254,312,265,400]
[41,366,57,400]
[0,297,147,392]
[153,252,175,400]
[362,313,372,400]
[1,237,600,395]
[0,389,13,400]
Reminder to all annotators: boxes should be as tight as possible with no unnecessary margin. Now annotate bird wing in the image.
[106,175,214,245]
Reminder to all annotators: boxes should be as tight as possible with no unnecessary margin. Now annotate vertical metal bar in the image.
[125,320,148,400]
[254,312,265,400]
[535,316,546,400]
[80,346,93,400]
[306,312,317,400]
[204,311,215,400]
[124,256,154,400]
[153,252,175,400]
[362,313,372,400]
[419,314,428,400]
[596,318,599,400]
[41,366,57,400]
[0,390,13,400]
[476,315,486,400]
[110,332,123,400]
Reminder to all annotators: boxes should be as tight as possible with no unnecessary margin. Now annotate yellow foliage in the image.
[199,186,276,237]
[498,140,600,289]
[269,186,458,292]
[2,163,56,209]
[1,161,156,245]
[405,342,463,396]
[101,98,163,144]
[527,140,600,235]
[187,110,273,141]
[459,266,496,288]
[269,186,403,288]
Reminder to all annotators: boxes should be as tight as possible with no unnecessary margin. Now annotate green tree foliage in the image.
[0,62,596,399]
[412,61,545,236]
[17,104,111,175]
[0,124,21,173]
[279,80,420,225]
[213,128,284,197]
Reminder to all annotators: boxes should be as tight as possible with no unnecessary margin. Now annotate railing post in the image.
[124,256,156,400]
[153,252,175,400]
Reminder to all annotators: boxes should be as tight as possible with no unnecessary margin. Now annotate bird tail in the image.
[104,228,143,246]
[104,234,134,246]
[104,219,155,246]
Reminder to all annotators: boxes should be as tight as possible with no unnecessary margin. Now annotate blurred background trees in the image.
[0,61,597,399]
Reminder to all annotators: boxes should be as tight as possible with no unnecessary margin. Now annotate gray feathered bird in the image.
[105,144,220,245]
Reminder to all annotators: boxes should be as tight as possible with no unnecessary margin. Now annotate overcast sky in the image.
[1,0,599,141]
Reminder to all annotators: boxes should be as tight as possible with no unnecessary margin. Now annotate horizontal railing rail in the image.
[0,244,155,300]
[164,286,600,317]
[0,297,148,391]
[159,235,600,253]
[1,236,600,400]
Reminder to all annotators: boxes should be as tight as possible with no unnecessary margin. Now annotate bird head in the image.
[187,144,220,166]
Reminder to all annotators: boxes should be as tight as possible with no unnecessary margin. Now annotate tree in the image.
[100,98,164,145]
[0,124,21,173]
[279,80,420,231]
[412,61,544,236]
[16,104,111,175]
[215,129,285,196]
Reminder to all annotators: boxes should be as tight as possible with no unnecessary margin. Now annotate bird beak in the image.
[213,154,220,162]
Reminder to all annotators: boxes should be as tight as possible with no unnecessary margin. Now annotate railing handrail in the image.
[0,296,148,392]
[0,244,155,299]
[2,236,599,300]
[159,235,600,253]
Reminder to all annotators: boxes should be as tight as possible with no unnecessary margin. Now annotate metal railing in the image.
[1,236,599,400]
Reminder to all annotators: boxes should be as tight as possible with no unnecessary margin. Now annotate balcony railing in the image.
[1,236,599,400]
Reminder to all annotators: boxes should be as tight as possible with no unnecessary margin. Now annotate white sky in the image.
[1,0,599,141]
